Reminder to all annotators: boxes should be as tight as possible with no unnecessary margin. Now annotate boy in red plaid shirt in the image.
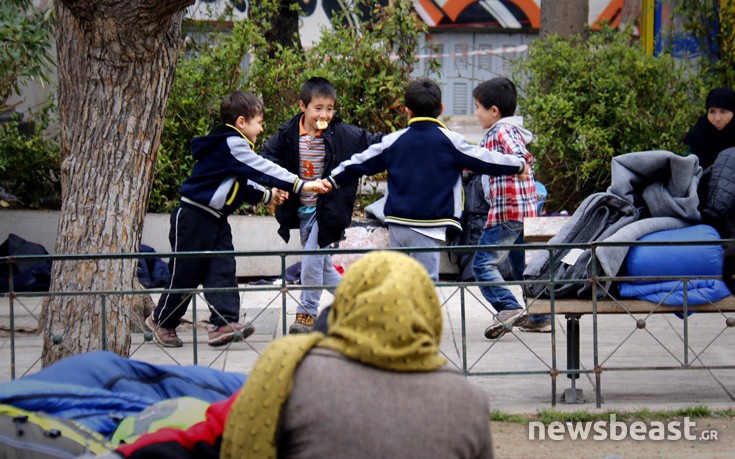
[471,77,550,339]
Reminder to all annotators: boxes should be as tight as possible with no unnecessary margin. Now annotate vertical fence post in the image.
[683,280,689,366]
[101,295,107,351]
[591,246,601,408]
[192,294,198,365]
[460,285,467,375]
[281,254,288,336]
[548,247,557,406]
[8,266,16,380]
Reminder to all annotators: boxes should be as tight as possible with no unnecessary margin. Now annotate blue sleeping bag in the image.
[618,224,731,305]
[0,351,245,436]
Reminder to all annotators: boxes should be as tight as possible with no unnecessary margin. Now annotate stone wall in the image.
[0,210,458,277]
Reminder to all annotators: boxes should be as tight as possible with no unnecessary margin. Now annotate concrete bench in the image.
[523,215,571,243]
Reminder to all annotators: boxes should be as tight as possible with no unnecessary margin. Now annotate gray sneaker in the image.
[484,308,524,340]
[146,314,183,348]
[518,316,552,333]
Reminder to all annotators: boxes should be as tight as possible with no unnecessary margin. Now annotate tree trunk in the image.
[264,0,302,57]
[42,0,193,366]
[540,0,589,40]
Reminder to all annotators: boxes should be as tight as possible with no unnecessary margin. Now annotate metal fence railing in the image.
[2,240,734,407]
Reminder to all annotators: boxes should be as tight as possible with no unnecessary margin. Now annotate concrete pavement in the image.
[2,282,734,415]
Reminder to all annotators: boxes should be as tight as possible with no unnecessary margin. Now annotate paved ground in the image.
[3,282,734,415]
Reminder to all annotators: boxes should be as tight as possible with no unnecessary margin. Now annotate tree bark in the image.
[540,0,589,40]
[42,0,193,366]
[264,0,302,57]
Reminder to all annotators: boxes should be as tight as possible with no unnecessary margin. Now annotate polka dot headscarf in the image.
[221,251,446,459]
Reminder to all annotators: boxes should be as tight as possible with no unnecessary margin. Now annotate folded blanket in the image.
[524,192,638,298]
[617,224,731,306]
[618,279,731,306]
[607,150,702,220]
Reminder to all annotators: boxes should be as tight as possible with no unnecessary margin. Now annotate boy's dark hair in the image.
[220,91,265,125]
[299,77,337,106]
[404,78,442,118]
[472,77,517,118]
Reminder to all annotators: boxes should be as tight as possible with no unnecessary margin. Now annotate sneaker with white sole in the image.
[517,316,552,333]
[145,314,183,348]
[484,308,524,340]
[207,321,255,347]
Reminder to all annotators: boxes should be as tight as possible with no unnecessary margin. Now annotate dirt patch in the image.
[492,417,733,458]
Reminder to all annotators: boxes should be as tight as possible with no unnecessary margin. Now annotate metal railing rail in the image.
[2,239,734,406]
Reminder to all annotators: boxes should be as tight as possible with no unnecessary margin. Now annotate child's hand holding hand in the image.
[303,180,330,194]
[270,188,289,206]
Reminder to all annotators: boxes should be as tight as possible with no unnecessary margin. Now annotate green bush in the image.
[0,103,61,209]
[510,27,705,212]
[0,0,55,113]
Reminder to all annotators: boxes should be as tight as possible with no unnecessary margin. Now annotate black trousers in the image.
[154,204,240,328]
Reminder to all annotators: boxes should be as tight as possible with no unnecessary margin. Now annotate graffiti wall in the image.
[190,1,627,45]
[414,0,624,29]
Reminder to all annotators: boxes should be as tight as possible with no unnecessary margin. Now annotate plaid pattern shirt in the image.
[480,120,538,227]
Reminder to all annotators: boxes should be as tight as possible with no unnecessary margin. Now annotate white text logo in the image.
[528,415,719,441]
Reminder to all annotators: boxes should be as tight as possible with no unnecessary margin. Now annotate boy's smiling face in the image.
[299,95,336,133]
[236,114,264,144]
[474,99,502,130]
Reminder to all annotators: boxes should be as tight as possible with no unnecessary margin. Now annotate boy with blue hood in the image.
[147,91,327,348]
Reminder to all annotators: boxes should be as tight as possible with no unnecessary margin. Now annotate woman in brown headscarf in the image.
[222,250,492,459]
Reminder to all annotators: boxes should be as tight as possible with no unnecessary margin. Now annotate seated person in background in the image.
[103,251,493,459]
[684,87,735,237]
[683,86,735,170]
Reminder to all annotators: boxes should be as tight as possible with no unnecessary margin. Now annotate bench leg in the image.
[562,314,585,404]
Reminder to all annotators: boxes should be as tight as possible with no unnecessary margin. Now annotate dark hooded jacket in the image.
[261,114,383,248]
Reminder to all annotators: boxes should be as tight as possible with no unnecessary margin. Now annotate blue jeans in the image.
[298,211,343,316]
[472,221,551,323]
[388,225,440,281]
[472,221,526,312]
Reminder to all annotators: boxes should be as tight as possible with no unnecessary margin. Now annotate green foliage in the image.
[151,0,428,214]
[510,27,705,212]
[0,102,60,209]
[674,0,735,88]
[246,0,427,138]
[0,0,55,112]
[490,406,730,425]
[149,16,254,213]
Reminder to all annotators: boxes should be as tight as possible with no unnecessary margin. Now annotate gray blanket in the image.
[607,150,702,220]
[523,192,638,297]
[524,151,702,298]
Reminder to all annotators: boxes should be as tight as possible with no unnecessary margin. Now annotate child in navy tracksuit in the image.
[147,91,326,348]
[326,78,528,280]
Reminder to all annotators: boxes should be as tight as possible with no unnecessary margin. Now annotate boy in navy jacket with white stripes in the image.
[147,91,327,348]
[326,78,528,280]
